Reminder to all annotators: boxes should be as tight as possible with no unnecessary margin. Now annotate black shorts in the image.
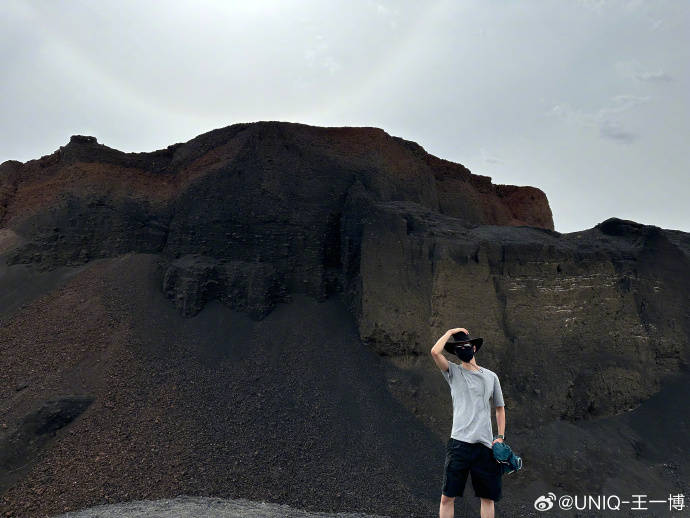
[442,438,502,501]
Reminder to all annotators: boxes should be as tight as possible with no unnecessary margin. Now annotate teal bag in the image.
[492,441,523,475]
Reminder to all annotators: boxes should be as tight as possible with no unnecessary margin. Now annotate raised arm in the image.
[430,327,468,371]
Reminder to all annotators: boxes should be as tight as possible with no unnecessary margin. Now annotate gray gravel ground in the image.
[52,496,391,518]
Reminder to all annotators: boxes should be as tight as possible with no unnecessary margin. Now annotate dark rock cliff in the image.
[1,122,687,517]
[2,121,684,425]
[0,121,554,325]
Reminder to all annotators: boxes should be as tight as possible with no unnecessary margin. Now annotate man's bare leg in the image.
[439,494,454,518]
[480,497,494,518]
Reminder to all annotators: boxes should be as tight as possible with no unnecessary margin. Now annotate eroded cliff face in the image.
[345,194,690,428]
[0,121,552,312]
[0,122,687,427]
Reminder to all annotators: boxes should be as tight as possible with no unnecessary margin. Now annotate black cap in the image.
[443,331,483,355]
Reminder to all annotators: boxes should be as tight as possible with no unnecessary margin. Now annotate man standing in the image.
[430,328,506,518]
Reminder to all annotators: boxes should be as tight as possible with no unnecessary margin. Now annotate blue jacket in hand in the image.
[492,441,523,475]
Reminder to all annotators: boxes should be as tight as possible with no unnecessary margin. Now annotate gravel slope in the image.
[2,252,688,518]
[1,253,443,517]
[53,495,390,518]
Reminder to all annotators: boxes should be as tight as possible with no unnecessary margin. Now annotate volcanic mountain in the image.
[1,122,688,518]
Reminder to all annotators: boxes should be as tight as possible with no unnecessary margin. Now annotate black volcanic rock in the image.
[0,122,688,517]
[0,122,552,269]
[162,254,287,318]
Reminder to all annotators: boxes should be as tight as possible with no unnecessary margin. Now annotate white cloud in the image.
[549,95,650,143]
[372,0,400,29]
[604,95,651,114]
[576,0,607,12]
[304,34,342,76]
[480,147,504,165]
[650,18,663,31]
[576,0,648,13]
[599,119,637,143]
[635,70,672,82]
[615,59,673,83]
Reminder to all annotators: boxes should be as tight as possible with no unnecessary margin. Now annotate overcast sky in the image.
[1,0,688,233]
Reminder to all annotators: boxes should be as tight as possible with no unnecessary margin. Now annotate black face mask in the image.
[456,345,475,362]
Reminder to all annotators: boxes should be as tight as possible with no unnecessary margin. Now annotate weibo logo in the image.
[534,492,557,511]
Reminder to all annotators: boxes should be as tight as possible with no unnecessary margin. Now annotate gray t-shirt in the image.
[441,361,504,449]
